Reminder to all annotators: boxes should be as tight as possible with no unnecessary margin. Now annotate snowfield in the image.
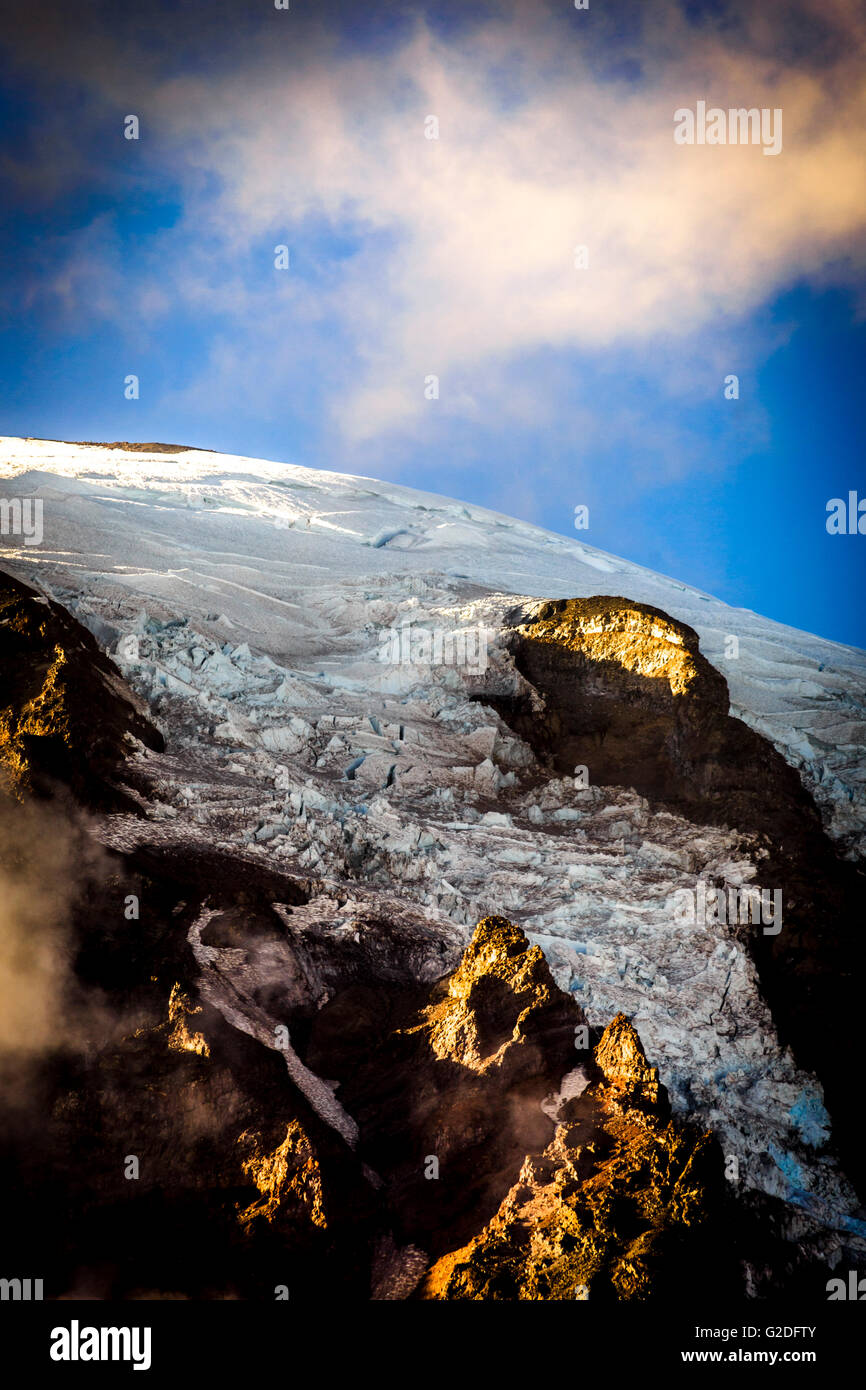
[2,435,865,1262]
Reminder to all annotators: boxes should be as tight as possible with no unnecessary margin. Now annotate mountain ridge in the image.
[1,435,865,1296]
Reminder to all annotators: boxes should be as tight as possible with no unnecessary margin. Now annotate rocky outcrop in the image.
[0,570,163,808]
[421,1021,723,1300]
[423,914,580,1080]
[237,1119,328,1232]
[492,596,820,848]
[594,1012,664,1113]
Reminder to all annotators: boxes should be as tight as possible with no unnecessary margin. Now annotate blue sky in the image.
[1,0,864,645]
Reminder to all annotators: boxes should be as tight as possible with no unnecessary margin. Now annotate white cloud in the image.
[34,2,866,459]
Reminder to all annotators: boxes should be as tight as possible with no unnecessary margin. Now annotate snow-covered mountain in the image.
[2,435,865,1289]
[3,437,863,857]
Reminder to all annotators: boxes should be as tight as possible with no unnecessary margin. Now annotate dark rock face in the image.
[7,988,376,1300]
[492,596,820,849]
[0,570,163,810]
[331,915,591,1262]
[1,888,734,1300]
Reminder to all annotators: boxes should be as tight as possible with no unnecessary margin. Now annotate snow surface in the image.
[2,436,865,1258]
